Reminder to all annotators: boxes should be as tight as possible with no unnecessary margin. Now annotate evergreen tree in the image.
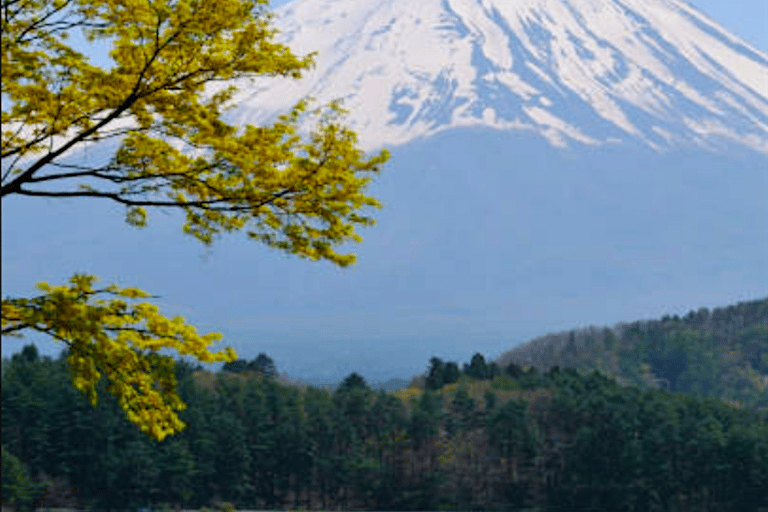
[425,357,446,390]
[222,359,249,374]
[249,353,278,378]
[3,347,767,511]
[2,445,36,511]
[338,372,368,392]
[450,386,476,433]
[464,353,489,380]
[443,361,461,385]
[505,362,523,379]
[302,386,336,508]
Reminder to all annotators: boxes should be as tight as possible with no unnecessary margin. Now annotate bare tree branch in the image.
[11,0,74,45]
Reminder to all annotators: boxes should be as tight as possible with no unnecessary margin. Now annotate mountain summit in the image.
[226,0,768,152]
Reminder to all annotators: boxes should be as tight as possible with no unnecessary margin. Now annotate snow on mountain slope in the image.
[223,0,768,152]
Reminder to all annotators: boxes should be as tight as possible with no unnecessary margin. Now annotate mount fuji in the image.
[3,0,767,384]
[228,0,768,152]
[215,0,768,382]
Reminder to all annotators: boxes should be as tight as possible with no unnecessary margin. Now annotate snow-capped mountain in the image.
[4,0,767,385]
[226,0,768,152]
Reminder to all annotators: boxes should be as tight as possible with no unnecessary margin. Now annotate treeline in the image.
[3,346,768,511]
[496,297,768,410]
[221,353,278,378]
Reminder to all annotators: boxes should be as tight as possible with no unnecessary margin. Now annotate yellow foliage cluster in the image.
[2,274,236,441]
[2,0,388,266]
[2,0,387,440]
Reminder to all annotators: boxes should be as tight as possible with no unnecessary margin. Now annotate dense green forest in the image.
[3,343,768,511]
[495,297,768,411]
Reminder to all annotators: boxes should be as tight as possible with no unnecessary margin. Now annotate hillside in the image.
[495,297,768,410]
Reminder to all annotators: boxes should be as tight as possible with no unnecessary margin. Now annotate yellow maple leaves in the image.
[2,274,236,441]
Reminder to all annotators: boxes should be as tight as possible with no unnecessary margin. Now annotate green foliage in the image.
[4,346,767,511]
[337,372,368,393]
[221,359,249,373]
[2,445,36,511]
[249,353,277,378]
[497,297,768,411]
[221,353,277,378]
[463,352,490,380]
[518,365,546,389]
[448,385,475,433]
[425,357,446,390]
[2,0,388,265]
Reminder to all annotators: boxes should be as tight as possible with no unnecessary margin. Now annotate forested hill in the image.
[4,345,768,510]
[495,297,768,410]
